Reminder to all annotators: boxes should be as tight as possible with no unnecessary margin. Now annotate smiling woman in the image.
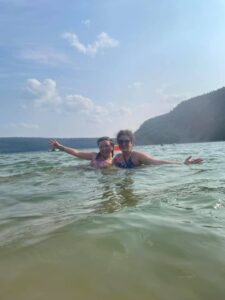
[113,130,203,168]
[49,137,114,168]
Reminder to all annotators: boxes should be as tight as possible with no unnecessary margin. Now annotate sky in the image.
[1,0,225,138]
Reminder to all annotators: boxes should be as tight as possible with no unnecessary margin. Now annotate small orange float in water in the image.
[114,145,120,151]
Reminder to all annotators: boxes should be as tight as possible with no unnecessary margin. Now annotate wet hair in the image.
[96,136,114,158]
[116,130,134,144]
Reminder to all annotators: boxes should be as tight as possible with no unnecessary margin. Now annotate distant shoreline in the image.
[0,137,98,154]
[1,137,224,154]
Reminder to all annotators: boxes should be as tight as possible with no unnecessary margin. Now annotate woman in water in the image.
[113,130,203,168]
[49,137,114,168]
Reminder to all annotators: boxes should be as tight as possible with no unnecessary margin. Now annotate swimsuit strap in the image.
[95,152,101,160]
[118,153,135,168]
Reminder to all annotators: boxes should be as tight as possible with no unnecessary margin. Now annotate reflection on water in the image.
[96,171,139,213]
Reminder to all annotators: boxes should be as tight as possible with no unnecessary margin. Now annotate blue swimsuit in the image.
[117,156,135,169]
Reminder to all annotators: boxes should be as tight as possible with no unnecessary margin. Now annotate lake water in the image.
[0,142,225,300]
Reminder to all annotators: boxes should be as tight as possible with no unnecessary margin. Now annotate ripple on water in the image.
[1,144,225,299]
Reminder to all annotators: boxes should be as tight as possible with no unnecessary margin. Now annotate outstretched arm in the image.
[49,139,95,160]
[137,152,203,165]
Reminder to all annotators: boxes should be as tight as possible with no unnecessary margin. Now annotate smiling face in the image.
[98,140,113,158]
[117,134,133,152]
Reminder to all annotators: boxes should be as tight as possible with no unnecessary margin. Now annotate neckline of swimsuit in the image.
[120,152,134,168]
[122,152,132,162]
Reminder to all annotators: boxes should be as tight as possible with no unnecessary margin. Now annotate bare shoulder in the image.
[132,150,151,159]
[92,152,99,159]
[132,150,142,156]
[132,150,155,164]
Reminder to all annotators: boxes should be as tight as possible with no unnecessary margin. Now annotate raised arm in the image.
[137,152,203,165]
[49,139,95,160]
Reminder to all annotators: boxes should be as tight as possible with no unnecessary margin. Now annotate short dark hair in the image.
[116,130,134,144]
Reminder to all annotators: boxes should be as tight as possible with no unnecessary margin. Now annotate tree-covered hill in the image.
[135,87,225,145]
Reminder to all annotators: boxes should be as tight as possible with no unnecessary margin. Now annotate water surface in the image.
[0,142,225,300]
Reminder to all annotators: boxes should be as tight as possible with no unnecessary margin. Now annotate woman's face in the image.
[98,140,113,157]
[118,134,133,152]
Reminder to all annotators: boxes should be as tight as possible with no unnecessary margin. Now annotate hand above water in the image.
[49,139,62,150]
[184,156,203,164]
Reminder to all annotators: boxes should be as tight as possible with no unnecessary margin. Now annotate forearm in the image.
[135,152,202,166]
[58,145,79,156]
[140,153,182,165]
[57,144,94,160]
[150,159,182,165]
[145,157,202,165]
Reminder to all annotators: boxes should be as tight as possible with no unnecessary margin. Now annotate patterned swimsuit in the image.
[117,156,135,169]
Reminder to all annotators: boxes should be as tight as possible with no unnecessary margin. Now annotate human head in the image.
[116,130,134,152]
[97,136,114,158]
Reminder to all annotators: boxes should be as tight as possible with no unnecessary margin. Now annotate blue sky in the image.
[1,0,225,138]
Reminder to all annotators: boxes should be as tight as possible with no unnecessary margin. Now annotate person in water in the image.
[113,130,203,168]
[49,137,114,168]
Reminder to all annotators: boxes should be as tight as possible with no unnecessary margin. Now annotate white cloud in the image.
[20,48,69,65]
[25,78,108,118]
[25,78,134,126]
[26,78,61,108]
[63,96,131,122]
[64,95,109,122]
[89,32,119,54]
[81,19,91,27]
[64,94,94,111]
[24,79,191,136]
[62,31,119,55]
[20,78,164,136]
[62,32,87,54]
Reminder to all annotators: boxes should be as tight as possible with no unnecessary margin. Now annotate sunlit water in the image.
[0,142,225,300]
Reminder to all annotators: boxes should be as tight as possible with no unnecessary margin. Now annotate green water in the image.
[0,143,225,300]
